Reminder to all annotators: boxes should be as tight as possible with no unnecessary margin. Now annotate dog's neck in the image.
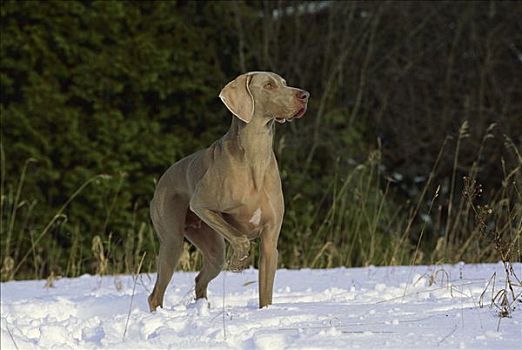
[226,116,275,189]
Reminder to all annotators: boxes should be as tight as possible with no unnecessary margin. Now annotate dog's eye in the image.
[264,82,275,90]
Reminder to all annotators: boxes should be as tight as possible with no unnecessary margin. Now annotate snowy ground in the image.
[1,263,521,349]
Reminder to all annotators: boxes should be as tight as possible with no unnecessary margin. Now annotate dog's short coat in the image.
[148,71,309,310]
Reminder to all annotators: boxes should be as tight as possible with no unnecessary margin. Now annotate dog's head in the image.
[219,71,309,124]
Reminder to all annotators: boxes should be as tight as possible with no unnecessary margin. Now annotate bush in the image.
[1,1,520,280]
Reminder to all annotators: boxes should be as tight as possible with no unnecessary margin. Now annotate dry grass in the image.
[1,123,520,282]
[123,251,146,341]
[467,148,522,328]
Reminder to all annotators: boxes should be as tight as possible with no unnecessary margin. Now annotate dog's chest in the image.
[230,206,266,238]
[223,193,281,239]
[248,208,262,226]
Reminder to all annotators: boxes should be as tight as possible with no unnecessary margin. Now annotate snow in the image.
[1,263,521,349]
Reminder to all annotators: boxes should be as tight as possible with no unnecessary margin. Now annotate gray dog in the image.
[148,71,309,311]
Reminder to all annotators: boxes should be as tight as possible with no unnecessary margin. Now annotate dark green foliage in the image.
[1,1,520,280]
[1,1,235,277]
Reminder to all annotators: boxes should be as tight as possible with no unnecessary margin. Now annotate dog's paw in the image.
[228,254,249,273]
[228,238,250,272]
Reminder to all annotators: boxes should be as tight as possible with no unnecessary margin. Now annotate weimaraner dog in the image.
[148,71,309,310]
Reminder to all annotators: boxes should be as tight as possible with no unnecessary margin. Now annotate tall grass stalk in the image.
[4,158,36,262]
[390,136,449,265]
[0,141,5,242]
[10,174,111,278]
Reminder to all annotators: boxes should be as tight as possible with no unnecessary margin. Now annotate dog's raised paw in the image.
[227,239,250,272]
[227,254,249,273]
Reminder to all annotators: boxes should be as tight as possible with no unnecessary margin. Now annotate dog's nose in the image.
[296,89,310,101]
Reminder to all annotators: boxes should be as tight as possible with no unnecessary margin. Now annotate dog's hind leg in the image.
[148,194,187,312]
[185,221,226,300]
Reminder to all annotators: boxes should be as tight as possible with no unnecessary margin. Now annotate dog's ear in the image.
[219,73,254,123]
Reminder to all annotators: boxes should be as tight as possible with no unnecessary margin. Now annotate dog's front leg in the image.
[189,202,250,271]
[259,224,281,308]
